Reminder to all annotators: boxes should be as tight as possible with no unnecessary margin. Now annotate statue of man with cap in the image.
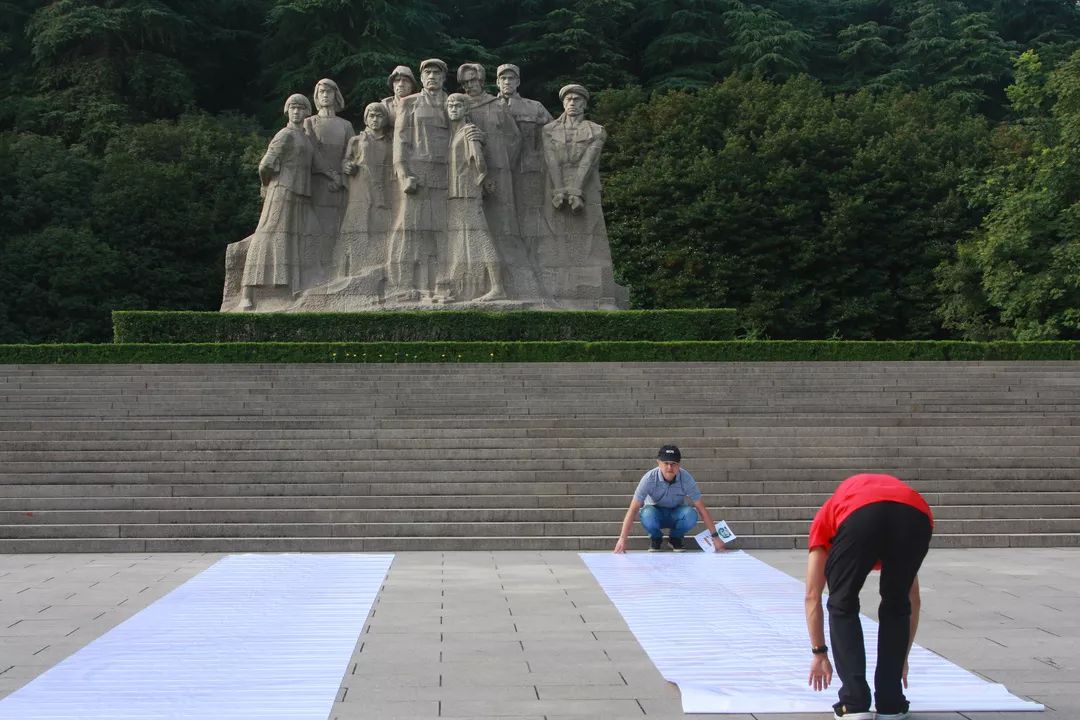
[496,63,552,270]
[457,62,540,302]
[540,84,625,309]
[381,65,416,236]
[388,58,451,300]
[613,445,728,553]
[382,65,417,126]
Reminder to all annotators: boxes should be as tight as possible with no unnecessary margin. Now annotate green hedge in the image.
[111,309,740,343]
[4,340,1080,364]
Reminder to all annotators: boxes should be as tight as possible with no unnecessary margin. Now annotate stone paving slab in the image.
[0,549,1075,718]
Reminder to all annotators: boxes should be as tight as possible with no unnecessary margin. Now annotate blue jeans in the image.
[639,505,699,540]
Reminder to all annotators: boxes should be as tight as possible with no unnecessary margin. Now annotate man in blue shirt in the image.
[613,445,727,553]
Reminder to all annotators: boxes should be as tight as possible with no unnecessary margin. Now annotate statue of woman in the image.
[239,93,317,311]
[304,78,354,283]
[442,93,505,302]
[336,103,394,278]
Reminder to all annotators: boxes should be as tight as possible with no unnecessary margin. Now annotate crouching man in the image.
[613,445,727,553]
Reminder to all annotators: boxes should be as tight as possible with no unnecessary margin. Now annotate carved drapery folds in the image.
[221,63,629,312]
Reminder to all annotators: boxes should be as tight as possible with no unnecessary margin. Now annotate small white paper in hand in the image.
[694,520,737,552]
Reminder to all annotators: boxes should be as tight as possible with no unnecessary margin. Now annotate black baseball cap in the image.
[657,445,681,462]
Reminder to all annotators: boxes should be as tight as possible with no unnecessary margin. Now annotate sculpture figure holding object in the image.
[443,92,506,303]
[388,59,451,301]
[458,62,540,302]
[304,78,355,284]
[239,93,318,311]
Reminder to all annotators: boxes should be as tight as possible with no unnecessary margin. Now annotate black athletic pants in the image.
[825,501,932,714]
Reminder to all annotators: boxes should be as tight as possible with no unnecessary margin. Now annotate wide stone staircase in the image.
[1,362,1079,552]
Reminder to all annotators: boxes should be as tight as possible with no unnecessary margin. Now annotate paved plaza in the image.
[1,549,1076,719]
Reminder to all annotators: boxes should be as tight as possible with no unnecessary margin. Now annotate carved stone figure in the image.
[442,93,506,302]
[231,94,318,312]
[458,62,540,302]
[540,84,627,309]
[380,66,416,238]
[304,78,354,283]
[496,63,553,264]
[336,103,394,281]
[220,62,627,312]
[381,65,416,126]
[387,58,450,301]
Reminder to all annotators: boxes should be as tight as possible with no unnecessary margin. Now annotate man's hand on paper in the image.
[808,653,832,691]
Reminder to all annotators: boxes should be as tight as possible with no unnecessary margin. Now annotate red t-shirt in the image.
[808,473,933,552]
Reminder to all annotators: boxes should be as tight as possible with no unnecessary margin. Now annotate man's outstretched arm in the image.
[613,498,643,553]
[805,547,833,691]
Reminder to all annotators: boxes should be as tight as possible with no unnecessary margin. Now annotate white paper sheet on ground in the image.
[0,553,393,720]
[582,551,1043,714]
[694,520,737,552]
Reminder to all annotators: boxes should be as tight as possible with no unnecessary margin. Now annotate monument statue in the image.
[386,58,451,301]
[539,84,625,308]
[444,93,506,302]
[380,66,416,255]
[496,64,553,265]
[335,102,393,279]
[381,65,416,126]
[304,78,354,286]
[220,61,629,312]
[457,63,541,302]
[229,94,317,312]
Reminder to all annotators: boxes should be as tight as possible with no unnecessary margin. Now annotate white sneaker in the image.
[877,713,910,720]
[833,711,874,720]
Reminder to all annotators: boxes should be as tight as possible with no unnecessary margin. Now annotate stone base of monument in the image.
[220,238,630,313]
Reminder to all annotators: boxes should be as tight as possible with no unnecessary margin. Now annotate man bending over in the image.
[804,473,933,720]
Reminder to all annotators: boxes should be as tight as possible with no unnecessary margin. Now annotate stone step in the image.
[3,433,1080,452]
[0,533,1077,555]
[4,453,1080,475]
[4,425,1080,443]
[3,415,1078,434]
[2,502,1074,527]
[3,361,1079,549]
[4,490,1078,512]
[3,479,1077,502]
[1,386,1070,398]
[4,517,1079,540]
[2,443,1077,462]
[6,401,1080,416]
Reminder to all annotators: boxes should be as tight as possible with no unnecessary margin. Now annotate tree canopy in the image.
[3,0,1080,341]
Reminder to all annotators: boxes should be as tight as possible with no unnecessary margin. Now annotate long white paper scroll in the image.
[0,553,393,720]
[582,551,1042,714]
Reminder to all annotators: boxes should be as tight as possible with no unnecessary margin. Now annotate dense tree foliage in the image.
[598,77,993,339]
[2,0,1080,341]
[938,49,1080,339]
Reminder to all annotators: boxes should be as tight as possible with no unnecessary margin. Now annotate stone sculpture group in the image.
[221,61,629,312]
